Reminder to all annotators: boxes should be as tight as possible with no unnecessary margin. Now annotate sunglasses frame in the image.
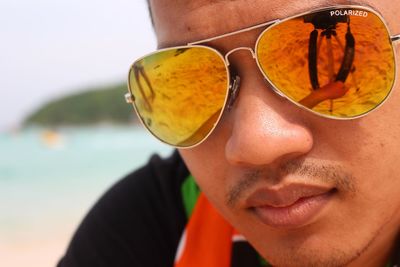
[126,4,400,148]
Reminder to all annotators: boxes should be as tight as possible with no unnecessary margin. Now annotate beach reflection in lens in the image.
[129,46,229,147]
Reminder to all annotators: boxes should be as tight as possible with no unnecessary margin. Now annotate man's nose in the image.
[224,59,314,167]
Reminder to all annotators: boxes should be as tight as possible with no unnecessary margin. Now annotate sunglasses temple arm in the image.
[391,34,400,43]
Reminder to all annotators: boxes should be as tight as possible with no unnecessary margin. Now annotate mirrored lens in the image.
[128,46,229,147]
[256,7,395,118]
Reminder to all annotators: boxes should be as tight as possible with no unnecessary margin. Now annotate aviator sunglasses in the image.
[125,5,400,148]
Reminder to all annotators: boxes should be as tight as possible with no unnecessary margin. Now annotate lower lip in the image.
[252,190,335,228]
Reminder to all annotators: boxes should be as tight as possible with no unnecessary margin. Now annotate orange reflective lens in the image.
[256,7,395,118]
[128,46,229,147]
[128,6,397,147]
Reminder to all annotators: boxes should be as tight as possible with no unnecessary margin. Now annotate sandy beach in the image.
[2,229,72,267]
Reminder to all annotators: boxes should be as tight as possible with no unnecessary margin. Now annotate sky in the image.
[0,0,156,130]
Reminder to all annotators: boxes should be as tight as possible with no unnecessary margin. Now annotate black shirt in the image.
[58,151,189,267]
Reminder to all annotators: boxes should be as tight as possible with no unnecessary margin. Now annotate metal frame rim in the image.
[252,4,398,120]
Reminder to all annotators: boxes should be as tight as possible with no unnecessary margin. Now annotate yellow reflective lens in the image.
[257,7,395,118]
[128,46,229,147]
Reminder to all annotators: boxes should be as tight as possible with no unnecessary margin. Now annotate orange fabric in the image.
[174,193,235,267]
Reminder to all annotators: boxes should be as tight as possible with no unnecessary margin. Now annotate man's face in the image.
[150,0,400,266]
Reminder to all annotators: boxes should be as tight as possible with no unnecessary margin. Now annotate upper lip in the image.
[245,183,333,208]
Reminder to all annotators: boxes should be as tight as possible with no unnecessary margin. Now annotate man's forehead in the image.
[149,0,380,48]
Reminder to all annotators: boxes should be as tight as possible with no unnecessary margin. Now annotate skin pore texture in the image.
[149,0,400,266]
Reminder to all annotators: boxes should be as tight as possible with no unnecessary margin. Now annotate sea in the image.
[0,126,173,267]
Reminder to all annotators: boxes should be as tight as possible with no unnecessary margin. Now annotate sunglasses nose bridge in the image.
[224,47,256,66]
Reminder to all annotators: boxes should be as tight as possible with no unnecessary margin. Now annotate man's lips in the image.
[245,184,336,228]
[245,183,333,208]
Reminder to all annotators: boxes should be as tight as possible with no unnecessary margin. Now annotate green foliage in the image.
[24,83,138,126]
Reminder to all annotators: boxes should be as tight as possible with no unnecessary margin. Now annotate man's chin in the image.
[257,240,358,267]
[244,223,372,267]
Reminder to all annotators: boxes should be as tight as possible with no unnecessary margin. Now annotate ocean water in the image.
[0,126,173,266]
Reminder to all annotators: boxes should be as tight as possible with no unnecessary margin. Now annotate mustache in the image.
[226,158,356,208]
